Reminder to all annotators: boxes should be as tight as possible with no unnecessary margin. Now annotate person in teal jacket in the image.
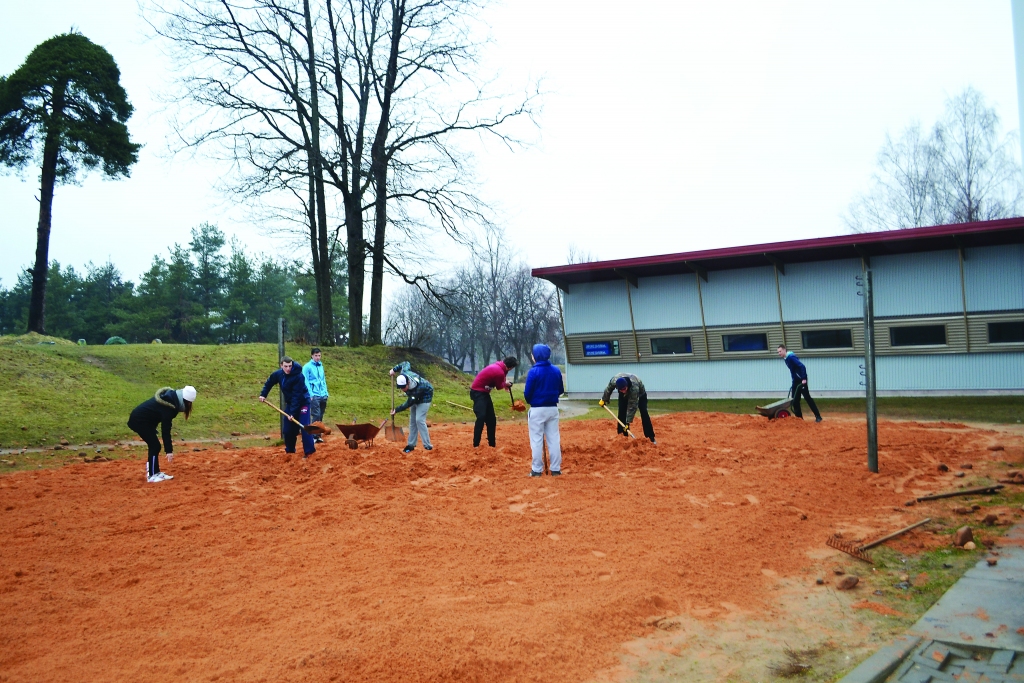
[303,347,330,442]
[390,361,434,453]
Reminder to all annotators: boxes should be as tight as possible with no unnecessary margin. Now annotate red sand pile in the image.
[0,413,1019,682]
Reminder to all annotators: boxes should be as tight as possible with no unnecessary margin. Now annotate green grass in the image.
[853,487,1024,627]
[0,341,483,449]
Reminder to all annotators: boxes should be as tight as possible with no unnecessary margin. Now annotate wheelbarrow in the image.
[756,389,794,420]
[335,419,388,449]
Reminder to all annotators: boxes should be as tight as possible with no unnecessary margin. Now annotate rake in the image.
[826,518,931,564]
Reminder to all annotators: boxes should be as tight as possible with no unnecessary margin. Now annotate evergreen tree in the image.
[0,32,140,334]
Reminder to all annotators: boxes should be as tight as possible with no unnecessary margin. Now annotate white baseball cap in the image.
[395,375,408,388]
[182,385,197,402]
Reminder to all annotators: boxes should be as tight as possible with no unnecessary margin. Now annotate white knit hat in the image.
[182,385,197,402]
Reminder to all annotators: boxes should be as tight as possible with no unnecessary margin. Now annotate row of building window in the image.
[582,321,1024,357]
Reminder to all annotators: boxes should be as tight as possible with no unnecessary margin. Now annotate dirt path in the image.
[1,413,1021,682]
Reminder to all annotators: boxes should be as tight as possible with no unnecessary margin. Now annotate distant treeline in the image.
[0,224,349,345]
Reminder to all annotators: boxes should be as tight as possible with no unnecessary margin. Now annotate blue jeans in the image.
[407,402,432,449]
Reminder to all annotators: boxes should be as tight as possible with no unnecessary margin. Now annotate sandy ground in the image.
[1,412,1022,683]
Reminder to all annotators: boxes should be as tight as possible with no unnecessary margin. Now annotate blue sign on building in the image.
[583,340,619,357]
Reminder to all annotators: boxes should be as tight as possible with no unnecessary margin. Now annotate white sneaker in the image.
[147,474,163,483]
[156,472,173,481]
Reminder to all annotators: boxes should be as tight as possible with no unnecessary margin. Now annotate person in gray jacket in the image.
[390,362,434,453]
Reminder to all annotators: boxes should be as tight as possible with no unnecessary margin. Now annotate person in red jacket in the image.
[469,356,518,447]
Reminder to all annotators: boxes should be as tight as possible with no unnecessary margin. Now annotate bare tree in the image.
[845,87,1022,232]
[148,0,338,342]
[384,227,561,375]
[934,87,1023,224]
[151,0,535,347]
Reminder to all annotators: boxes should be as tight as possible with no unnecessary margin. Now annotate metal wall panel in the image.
[563,280,632,334]
[964,244,1024,312]
[566,352,1024,393]
[631,274,704,330]
[567,356,862,393]
[873,250,961,317]
[701,266,779,326]
[875,352,1024,391]
[778,259,863,322]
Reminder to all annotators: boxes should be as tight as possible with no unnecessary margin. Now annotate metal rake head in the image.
[826,535,873,563]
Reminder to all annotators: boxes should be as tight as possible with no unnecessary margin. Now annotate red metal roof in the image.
[532,217,1024,287]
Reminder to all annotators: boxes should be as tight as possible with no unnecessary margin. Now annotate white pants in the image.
[528,406,561,473]
[407,402,432,449]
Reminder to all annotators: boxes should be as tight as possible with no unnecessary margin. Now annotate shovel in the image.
[262,400,331,435]
[508,387,526,412]
[384,377,405,441]
[600,402,637,439]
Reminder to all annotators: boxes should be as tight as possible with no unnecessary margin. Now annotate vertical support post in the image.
[555,290,568,393]
[278,317,286,439]
[773,264,786,346]
[624,279,641,363]
[696,273,710,360]
[958,248,970,353]
[863,271,878,473]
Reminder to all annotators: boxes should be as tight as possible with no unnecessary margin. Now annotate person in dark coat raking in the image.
[127,385,196,483]
[259,356,316,457]
[777,344,822,422]
[600,373,656,443]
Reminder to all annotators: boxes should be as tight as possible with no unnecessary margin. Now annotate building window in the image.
[988,321,1024,344]
[722,333,768,352]
[801,329,853,350]
[583,340,619,357]
[651,336,692,355]
[890,324,946,347]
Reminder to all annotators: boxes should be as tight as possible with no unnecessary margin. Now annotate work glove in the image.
[598,399,605,406]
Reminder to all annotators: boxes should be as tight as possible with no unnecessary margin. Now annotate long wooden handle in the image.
[445,399,474,411]
[391,377,396,428]
[859,518,931,550]
[601,403,637,439]
[263,399,302,427]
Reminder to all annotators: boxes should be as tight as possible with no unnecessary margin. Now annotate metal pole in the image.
[863,271,878,473]
[278,317,286,439]
[624,279,641,363]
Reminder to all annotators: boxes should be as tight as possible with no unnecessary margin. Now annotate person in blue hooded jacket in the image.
[777,344,822,422]
[523,344,564,476]
[259,356,316,457]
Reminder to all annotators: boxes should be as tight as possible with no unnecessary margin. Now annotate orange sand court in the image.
[1,413,1021,682]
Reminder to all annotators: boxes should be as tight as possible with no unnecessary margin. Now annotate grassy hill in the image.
[0,338,490,448]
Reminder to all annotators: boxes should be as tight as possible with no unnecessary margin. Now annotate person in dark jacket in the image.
[600,373,656,443]
[469,357,518,447]
[259,356,316,457]
[390,361,434,453]
[127,385,196,483]
[523,344,564,476]
[777,345,822,422]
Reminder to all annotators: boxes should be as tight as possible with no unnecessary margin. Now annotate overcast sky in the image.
[0,1,1018,298]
